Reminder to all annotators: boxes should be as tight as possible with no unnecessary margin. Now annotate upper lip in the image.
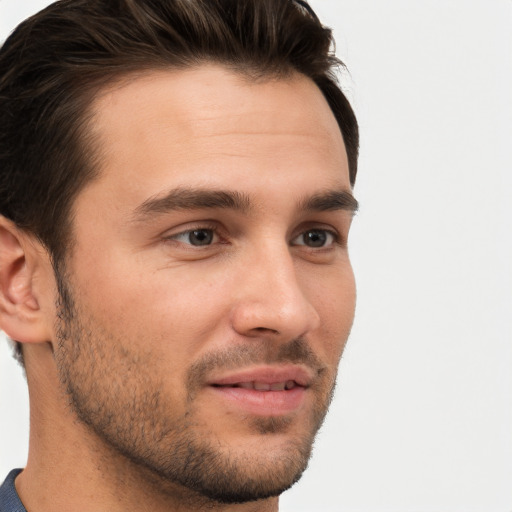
[207,365,314,388]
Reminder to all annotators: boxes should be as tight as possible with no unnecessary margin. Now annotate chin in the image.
[152,433,314,505]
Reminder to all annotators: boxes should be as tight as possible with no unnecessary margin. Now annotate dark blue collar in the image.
[0,470,27,512]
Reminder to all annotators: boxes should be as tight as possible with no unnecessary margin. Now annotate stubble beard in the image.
[53,271,338,505]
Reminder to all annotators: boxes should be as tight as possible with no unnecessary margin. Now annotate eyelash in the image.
[291,229,339,248]
[165,224,341,249]
[164,222,222,246]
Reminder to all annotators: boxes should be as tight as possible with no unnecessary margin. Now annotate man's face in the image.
[53,65,357,504]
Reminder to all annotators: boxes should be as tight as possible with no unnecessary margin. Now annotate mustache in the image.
[186,337,326,393]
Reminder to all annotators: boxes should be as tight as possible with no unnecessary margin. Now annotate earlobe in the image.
[0,216,53,344]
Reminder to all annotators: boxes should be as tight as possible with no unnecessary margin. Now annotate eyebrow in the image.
[132,186,358,222]
[133,188,251,220]
[299,190,359,214]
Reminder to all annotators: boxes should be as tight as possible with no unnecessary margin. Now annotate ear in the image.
[0,216,54,344]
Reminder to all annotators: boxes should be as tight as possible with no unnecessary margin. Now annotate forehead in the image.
[80,65,350,212]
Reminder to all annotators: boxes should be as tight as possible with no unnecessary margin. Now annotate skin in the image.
[0,65,356,511]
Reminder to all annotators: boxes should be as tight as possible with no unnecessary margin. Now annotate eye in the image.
[169,228,216,246]
[292,229,336,248]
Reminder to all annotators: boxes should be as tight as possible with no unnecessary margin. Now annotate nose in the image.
[230,245,321,340]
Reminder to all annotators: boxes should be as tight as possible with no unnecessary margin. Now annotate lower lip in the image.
[208,386,307,416]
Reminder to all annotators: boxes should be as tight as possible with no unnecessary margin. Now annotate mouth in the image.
[212,380,299,391]
[206,366,312,416]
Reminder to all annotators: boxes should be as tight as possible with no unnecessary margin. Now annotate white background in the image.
[1,1,511,511]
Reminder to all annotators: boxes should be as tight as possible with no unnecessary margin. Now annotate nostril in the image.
[253,327,279,334]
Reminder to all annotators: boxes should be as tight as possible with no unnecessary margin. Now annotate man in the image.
[0,0,359,510]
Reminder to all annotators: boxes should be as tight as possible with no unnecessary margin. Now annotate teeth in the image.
[232,381,297,391]
[254,381,271,391]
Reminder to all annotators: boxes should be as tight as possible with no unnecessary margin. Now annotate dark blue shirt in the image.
[0,470,26,512]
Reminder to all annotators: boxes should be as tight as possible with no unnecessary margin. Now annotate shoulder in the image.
[0,470,26,512]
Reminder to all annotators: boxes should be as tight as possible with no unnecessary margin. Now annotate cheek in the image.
[71,255,231,361]
[308,264,356,359]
